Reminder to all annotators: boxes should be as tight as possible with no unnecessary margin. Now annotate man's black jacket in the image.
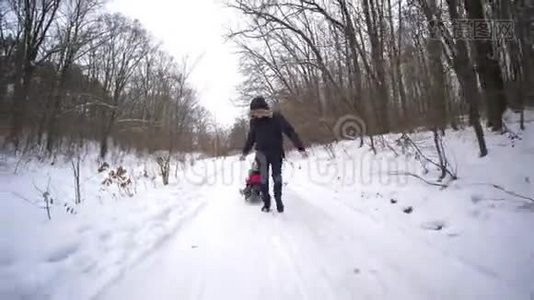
[242,112,305,158]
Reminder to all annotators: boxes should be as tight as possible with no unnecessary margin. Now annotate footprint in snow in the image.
[421,220,446,231]
[77,225,91,233]
[471,194,483,204]
[519,202,534,211]
[402,206,413,214]
[0,253,14,267]
[47,244,79,263]
[99,232,111,241]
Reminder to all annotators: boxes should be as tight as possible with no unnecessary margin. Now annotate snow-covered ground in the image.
[1,113,534,299]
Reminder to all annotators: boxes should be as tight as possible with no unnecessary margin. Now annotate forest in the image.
[1,0,533,159]
[0,0,219,160]
[227,0,533,157]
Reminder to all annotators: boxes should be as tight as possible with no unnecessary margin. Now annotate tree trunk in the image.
[46,68,70,154]
[447,0,488,156]
[463,0,507,131]
[362,0,390,133]
[426,0,447,129]
[395,0,407,120]
[338,0,362,112]
[9,54,33,149]
[99,109,116,159]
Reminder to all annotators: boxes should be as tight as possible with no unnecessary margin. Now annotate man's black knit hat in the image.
[250,96,269,110]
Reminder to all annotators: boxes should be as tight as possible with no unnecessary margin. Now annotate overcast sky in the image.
[107,0,243,126]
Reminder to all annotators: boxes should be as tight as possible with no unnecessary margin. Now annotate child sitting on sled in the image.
[240,159,262,201]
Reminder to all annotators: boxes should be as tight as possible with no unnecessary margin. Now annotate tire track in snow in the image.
[278,189,394,299]
[285,184,525,299]
[291,182,509,283]
[269,233,309,300]
[92,197,209,300]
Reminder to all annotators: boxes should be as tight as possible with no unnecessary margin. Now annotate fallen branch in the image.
[471,183,534,202]
[377,135,399,156]
[385,141,399,157]
[71,155,81,204]
[32,178,52,220]
[389,171,449,188]
[399,133,457,179]
[12,192,42,209]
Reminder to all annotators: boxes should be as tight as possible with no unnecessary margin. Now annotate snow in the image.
[2,112,534,299]
[0,152,207,299]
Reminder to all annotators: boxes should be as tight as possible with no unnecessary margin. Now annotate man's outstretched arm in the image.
[279,114,305,151]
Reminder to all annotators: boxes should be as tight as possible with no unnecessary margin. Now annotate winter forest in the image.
[1,0,534,299]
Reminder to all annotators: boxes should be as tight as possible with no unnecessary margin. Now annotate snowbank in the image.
[0,152,207,299]
[282,111,534,296]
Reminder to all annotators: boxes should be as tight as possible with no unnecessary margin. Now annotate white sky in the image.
[107,0,243,127]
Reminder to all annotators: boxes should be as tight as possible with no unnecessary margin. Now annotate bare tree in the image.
[463,0,507,132]
[7,0,62,148]
[91,14,150,158]
[43,0,102,153]
[227,0,520,159]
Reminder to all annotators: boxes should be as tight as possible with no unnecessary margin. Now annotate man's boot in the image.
[261,194,271,212]
[273,174,284,213]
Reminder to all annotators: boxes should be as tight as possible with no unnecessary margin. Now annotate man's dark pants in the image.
[256,151,283,209]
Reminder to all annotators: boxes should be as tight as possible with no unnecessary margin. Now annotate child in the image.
[240,159,262,201]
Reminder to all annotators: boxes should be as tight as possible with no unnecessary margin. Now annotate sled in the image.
[240,184,262,203]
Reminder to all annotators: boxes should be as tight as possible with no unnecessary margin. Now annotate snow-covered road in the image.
[97,182,523,300]
[3,124,534,299]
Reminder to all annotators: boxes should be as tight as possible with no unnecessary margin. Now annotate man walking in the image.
[241,96,307,213]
